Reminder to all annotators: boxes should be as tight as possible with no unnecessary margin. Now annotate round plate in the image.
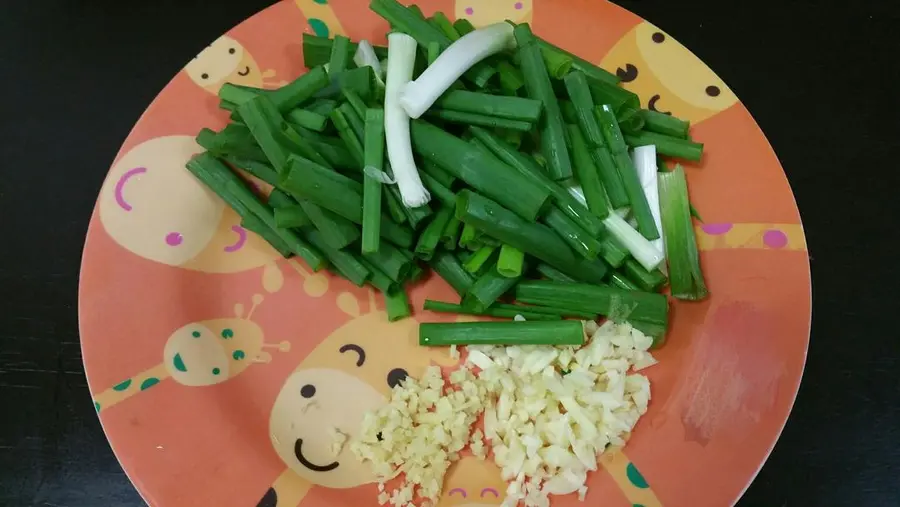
[78,1,811,506]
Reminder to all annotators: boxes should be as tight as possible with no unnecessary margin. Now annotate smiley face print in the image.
[602,22,738,124]
[184,35,280,95]
[455,1,533,26]
[98,135,280,273]
[437,457,506,507]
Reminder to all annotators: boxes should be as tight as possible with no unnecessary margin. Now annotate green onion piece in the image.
[639,109,690,138]
[609,272,640,291]
[306,98,339,116]
[286,108,328,132]
[514,23,573,181]
[430,250,475,296]
[497,60,526,94]
[358,258,395,292]
[496,302,595,320]
[218,83,265,106]
[436,90,543,123]
[567,125,611,219]
[280,156,413,248]
[459,223,481,250]
[223,156,279,187]
[658,165,709,300]
[468,126,605,237]
[622,258,668,292]
[515,280,668,337]
[305,229,370,286]
[497,245,525,278]
[385,286,412,321]
[598,235,629,269]
[362,241,412,283]
[587,78,640,113]
[595,103,628,155]
[219,99,237,112]
[535,38,619,86]
[441,216,462,250]
[419,320,584,346]
[273,205,311,229]
[414,206,454,260]
[362,108,386,254]
[423,300,559,321]
[461,261,523,311]
[453,18,476,36]
[305,138,357,169]
[419,171,456,206]
[426,109,533,131]
[401,200,433,230]
[316,66,377,103]
[603,211,664,272]
[563,71,606,148]
[420,159,456,188]
[240,214,293,258]
[185,153,325,270]
[535,263,576,282]
[616,107,645,135]
[331,108,365,167]
[302,33,388,68]
[590,146,629,209]
[542,206,603,260]
[690,203,704,222]
[299,200,361,250]
[464,245,497,274]
[328,35,352,76]
[268,66,330,112]
[456,191,607,284]
[430,12,460,41]
[611,148,661,240]
[341,87,368,121]
[410,121,552,221]
[236,96,293,172]
[427,41,442,65]
[267,189,298,209]
[559,99,577,124]
[625,131,704,162]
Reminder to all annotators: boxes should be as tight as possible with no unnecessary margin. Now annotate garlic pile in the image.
[352,320,657,507]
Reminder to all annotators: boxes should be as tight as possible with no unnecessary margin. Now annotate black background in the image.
[1,1,898,506]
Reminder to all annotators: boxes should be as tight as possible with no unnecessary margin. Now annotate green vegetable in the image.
[328,35,352,76]
[299,200,360,250]
[609,272,640,291]
[611,149,661,240]
[535,263,575,282]
[563,71,605,148]
[419,171,456,206]
[240,214,292,258]
[495,302,595,320]
[453,18,476,36]
[196,126,266,163]
[436,90,543,123]
[625,131,704,162]
[615,107,645,135]
[414,206,454,260]
[331,107,365,166]
[305,229,370,286]
[362,108,385,254]
[235,96,294,172]
[441,217,462,250]
[410,121,552,221]
[514,24,573,181]
[385,286,412,321]
[598,235,629,269]
[426,109,533,131]
[419,159,456,188]
[268,65,330,112]
[427,41,442,65]
[223,156,279,187]
[430,250,475,296]
[542,206,603,260]
[286,108,328,132]
[497,60,525,94]
[497,245,525,278]
[185,153,325,270]
[218,83,265,107]
[658,165,708,300]
[567,125,611,219]
[419,320,585,346]
[463,246,497,274]
[536,38,619,86]
[358,258,395,292]
[430,12,460,41]
[306,98,339,117]
[640,109,690,138]
[588,78,640,113]
[273,205,311,229]
[302,33,387,68]
[622,258,668,292]
[267,189,298,209]
[515,280,668,338]
[362,241,412,282]
[590,146,629,209]
[423,300,559,321]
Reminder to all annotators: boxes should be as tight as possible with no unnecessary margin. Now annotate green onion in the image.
[639,109,690,138]
[542,206,603,260]
[414,206,454,260]
[385,286,412,321]
[429,250,475,296]
[426,109,533,131]
[410,121,552,221]
[419,170,456,206]
[268,66,330,112]
[514,23,572,181]
[535,263,575,282]
[358,258,395,292]
[353,40,385,80]
[495,302,595,320]
[453,18,476,36]
[441,216,462,250]
[611,147,660,240]
[267,189,298,209]
[223,156,279,187]
[588,78,640,113]
[236,96,293,172]
[595,103,628,155]
[302,33,387,68]
[622,258,668,292]
[331,107,365,166]
[658,165,708,300]
[305,229,370,286]
[185,153,325,270]
[436,90,543,123]
[463,245,497,274]
[286,108,328,132]
[567,125,611,219]
[536,38,619,86]
[598,235,629,269]
[459,223,480,250]
[590,146,629,209]
[419,320,584,346]
[273,205,311,229]
[362,108,386,254]
[497,245,525,278]
[299,200,360,250]
[603,211,663,271]
[430,12,460,41]
[462,261,523,311]
[563,71,606,148]
[362,241,412,282]
[497,60,526,94]
[218,83,265,106]
[240,214,292,258]
[625,131,704,162]
[327,35,352,76]
[427,41,442,65]
[419,158,456,188]
[616,107,645,135]
[423,300,559,321]
[515,280,668,337]
[609,272,640,291]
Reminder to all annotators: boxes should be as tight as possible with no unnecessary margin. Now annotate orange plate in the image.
[78,1,810,506]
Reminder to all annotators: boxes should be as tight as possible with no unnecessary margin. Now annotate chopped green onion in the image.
[362,108,386,254]
[436,90,543,123]
[353,40,384,79]
[608,271,640,291]
[625,131,704,162]
[426,41,442,65]
[461,260,524,311]
[240,214,293,258]
[299,200,361,250]
[273,205,311,229]
[622,258,668,293]
[463,245,497,274]
[268,66,330,112]
[535,263,576,282]
[414,206,454,260]
[611,148,660,240]
[441,216,462,250]
[497,245,525,278]
[536,38,619,86]
[590,146,628,208]
[423,300,558,321]
[385,286,412,321]
[286,108,328,132]
[302,33,387,69]
[598,235,629,269]
[429,250,475,296]
[563,71,605,148]
[542,206,603,260]
[305,229,370,286]
[426,109,533,131]
[429,12,460,41]
[361,241,412,282]
[327,35,352,76]
[358,258,395,292]
[639,109,690,138]
[419,320,585,346]
[497,60,526,94]
[588,78,640,113]
[453,18,476,36]
[566,125,611,219]
[633,145,664,251]
[658,165,709,300]
[602,211,664,272]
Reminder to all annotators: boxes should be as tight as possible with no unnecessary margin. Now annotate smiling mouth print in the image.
[647,94,671,115]
[294,439,340,472]
[237,66,251,76]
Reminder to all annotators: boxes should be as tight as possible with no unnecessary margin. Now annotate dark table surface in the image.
[1,1,898,506]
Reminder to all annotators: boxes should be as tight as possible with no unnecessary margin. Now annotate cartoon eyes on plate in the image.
[448,488,501,498]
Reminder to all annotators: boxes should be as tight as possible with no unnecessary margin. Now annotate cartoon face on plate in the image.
[184,35,279,95]
[438,457,506,507]
[98,135,279,273]
[262,291,457,505]
[602,22,738,123]
[456,1,532,26]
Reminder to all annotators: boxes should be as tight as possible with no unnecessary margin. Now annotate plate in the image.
[78,1,811,506]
